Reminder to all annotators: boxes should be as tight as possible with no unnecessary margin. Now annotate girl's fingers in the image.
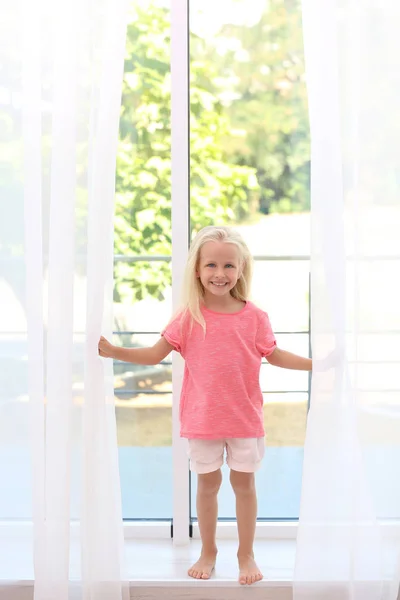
[98,337,110,357]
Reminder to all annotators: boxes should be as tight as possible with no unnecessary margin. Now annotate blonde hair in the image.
[180,226,253,331]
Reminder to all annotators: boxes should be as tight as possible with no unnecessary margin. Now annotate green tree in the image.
[191,0,310,214]
[114,0,259,303]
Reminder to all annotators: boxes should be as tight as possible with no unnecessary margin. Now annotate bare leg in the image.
[188,469,222,580]
[230,470,263,585]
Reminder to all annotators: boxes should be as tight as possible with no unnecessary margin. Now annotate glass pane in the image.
[115,0,172,519]
[253,260,309,333]
[261,333,309,392]
[113,261,172,332]
[0,327,31,518]
[189,0,309,519]
[118,397,172,519]
[190,393,308,519]
[113,333,172,400]
[261,364,308,394]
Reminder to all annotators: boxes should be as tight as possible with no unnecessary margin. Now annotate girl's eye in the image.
[205,263,235,268]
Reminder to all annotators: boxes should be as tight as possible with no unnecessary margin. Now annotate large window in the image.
[0,0,309,528]
[114,0,310,524]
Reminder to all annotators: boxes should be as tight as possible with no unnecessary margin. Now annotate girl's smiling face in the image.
[197,241,241,298]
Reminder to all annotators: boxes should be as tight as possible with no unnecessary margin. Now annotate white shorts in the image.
[187,437,265,475]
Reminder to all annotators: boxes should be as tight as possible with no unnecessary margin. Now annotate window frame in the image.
[115,0,313,540]
[171,0,190,545]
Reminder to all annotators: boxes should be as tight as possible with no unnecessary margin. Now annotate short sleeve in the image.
[161,313,184,354]
[255,311,277,357]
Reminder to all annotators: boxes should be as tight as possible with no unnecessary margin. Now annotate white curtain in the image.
[0,0,129,598]
[295,1,400,599]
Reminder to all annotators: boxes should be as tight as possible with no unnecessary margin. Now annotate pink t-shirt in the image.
[161,301,276,439]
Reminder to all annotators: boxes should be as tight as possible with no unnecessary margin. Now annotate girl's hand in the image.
[98,336,115,358]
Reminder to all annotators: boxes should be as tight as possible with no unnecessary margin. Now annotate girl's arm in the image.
[98,336,174,365]
[267,347,312,371]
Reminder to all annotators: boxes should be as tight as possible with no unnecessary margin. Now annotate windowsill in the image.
[0,537,295,599]
[2,522,399,599]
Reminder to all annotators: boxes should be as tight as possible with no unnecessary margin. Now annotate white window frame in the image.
[120,521,298,541]
[2,0,299,544]
[171,0,190,545]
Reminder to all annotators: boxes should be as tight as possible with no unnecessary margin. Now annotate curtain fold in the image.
[81,1,129,596]
[295,1,400,598]
[2,0,128,597]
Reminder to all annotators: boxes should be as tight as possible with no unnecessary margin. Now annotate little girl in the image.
[99,226,312,586]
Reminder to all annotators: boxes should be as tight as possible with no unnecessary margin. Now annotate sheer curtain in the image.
[295,0,400,599]
[1,0,129,598]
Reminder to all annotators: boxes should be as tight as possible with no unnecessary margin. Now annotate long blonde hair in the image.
[180,226,253,331]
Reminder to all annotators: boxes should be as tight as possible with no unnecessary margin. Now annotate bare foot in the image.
[238,554,263,585]
[188,552,217,580]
